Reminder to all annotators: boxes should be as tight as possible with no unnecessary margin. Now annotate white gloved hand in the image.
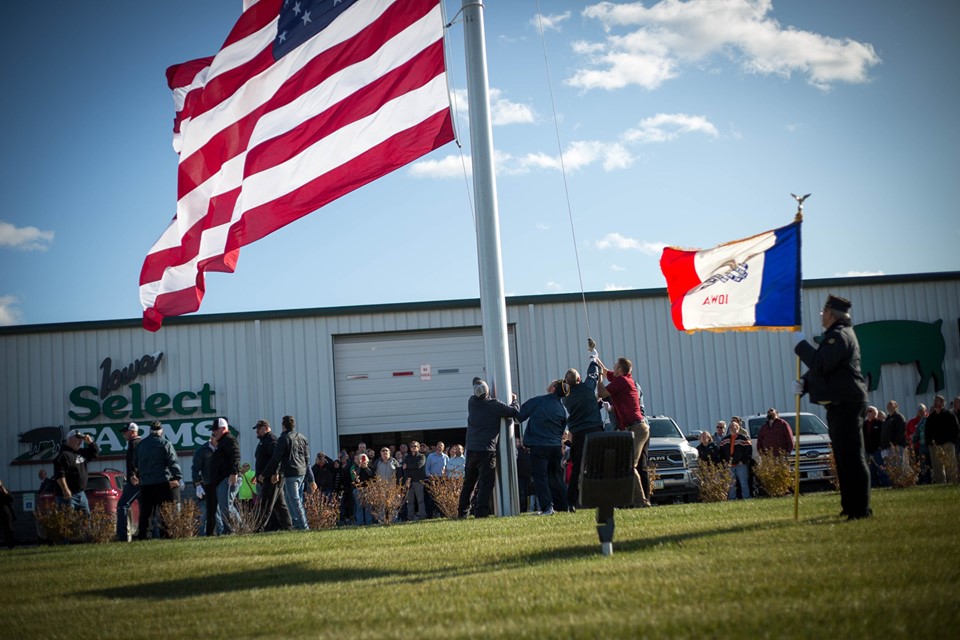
[792,379,804,396]
[792,331,806,346]
[196,485,205,499]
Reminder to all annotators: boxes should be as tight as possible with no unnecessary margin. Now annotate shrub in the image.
[305,491,341,529]
[425,475,463,519]
[35,505,84,544]
[228,499,262,535]
[159,499,200,539]
[882,446,920,489]
[695,459,730,502]
[81,504,116,544]
[754,451,794,497]
[356,477,407,525]
[646,465,659,501]
[827,448,841,491]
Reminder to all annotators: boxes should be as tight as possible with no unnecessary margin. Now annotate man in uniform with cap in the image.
[253,419,292,531]
[794,295,872,520]
[116,422,142,541]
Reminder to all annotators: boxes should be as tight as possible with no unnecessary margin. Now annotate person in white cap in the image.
[210,418,241,534]
[116,422,142,541]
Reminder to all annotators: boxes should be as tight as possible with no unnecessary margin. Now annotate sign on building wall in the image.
[11,350,223,464]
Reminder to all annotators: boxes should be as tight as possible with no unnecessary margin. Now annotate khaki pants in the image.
[628,420,650,505]
[930,443,958,484]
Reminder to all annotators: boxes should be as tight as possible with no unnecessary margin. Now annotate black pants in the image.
[204,484,219,536]
[827,401,871,517]
[529,445,568,512]
[567,426,603,508]
[0,506,14,548]
[257,479,292,532]
[458,450,497,517]
[137,482,174,540]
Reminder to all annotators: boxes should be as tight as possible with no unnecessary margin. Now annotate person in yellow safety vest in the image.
[238,462,258,502]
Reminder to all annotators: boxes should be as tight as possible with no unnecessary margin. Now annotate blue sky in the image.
[1,0,957,327]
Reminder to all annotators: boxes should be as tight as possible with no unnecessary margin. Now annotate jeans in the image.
[217,478,241,534]
[284,475,308,530]
[529,445,568,513]
[353,488,373,525]
[115,482,140,541]
[728,463,750,500]
[57,491,90,514]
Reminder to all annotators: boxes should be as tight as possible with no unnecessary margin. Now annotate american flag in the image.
[140,0,454,331]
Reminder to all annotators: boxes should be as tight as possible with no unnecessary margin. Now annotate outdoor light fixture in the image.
[578,431,635,556]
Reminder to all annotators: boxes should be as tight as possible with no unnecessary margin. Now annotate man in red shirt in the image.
[598,354,649,507]
[757,408,794,457]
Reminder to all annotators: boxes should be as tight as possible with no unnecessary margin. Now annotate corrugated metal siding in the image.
[2,274,958,492]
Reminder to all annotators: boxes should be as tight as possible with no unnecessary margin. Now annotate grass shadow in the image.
[79,563,409,600]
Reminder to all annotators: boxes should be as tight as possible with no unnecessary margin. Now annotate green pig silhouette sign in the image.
[853,319,946,393]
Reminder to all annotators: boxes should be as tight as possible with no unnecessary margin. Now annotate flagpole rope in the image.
[442,11,477,230]
[535,0,591,341]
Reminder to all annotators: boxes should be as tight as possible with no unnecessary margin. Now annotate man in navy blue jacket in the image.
[516,381,569,515]
[561,357,604,510]
[458,379,519,518]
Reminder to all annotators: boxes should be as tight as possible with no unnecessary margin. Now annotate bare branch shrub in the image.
[228,499,262,535]
[754,451,794,497]
[305,491,341,529]
[828,448,841,491]
[159,499,200,539]
[695,459,729,503]
[424,475,463,519]
[357,476,407,524]
[35,505,84,544]
[81,504,116,544]
[646,465,659,500]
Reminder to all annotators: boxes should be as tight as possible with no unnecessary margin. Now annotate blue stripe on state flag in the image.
[755,220,801,327]
[275,0,359,60]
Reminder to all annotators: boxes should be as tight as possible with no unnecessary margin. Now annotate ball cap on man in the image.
[214,418,229,430]
[124,422,139,434]
[824,294,852,313]
[474,380,489,398]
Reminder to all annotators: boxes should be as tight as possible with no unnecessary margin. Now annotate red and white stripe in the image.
[140,0,454,331]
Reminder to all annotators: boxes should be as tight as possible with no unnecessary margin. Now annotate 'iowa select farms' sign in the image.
[14,351,227,463]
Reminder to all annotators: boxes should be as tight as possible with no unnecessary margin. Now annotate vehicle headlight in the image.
[683,449,699,466]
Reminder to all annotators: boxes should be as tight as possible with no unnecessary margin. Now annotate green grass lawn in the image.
[2,486,958,639]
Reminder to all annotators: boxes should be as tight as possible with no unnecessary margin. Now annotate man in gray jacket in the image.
[262,415,312,530]
[133,421,182,539]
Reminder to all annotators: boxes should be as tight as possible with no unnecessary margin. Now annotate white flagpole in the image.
[462,0,518,516]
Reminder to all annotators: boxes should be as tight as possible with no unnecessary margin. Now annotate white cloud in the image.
[833,270,885,278]
[595,232,667,256]
[570,0,880,91]
[532,11,571,33]
[409,155,469,179]
[451,88,536,126]
[536,222,551,231]
[0,221,55,251]
[604,283,633,291]
[0,295,22,326]
[545,281,563,292]
[622,113,718,143]
[611,264,626,271]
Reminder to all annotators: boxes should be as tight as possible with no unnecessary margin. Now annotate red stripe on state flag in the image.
[659,247,701,331]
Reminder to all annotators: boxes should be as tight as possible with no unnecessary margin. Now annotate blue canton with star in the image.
[274,0,359,61]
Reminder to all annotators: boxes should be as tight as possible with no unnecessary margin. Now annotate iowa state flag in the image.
[659,219,801,332]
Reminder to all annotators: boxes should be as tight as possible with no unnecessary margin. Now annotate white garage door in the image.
[334,328,520,436]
